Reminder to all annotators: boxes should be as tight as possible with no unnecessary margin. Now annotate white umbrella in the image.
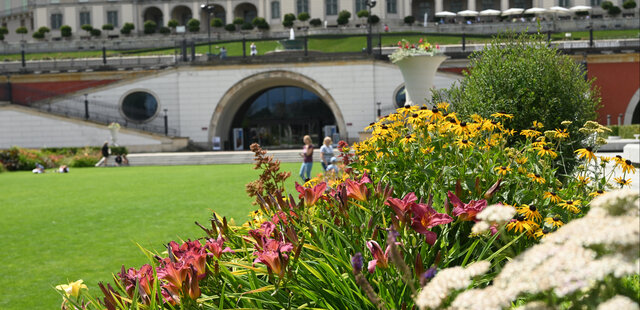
[547,6,571,14]
[502,8,524,15]
[457,10,479,17]
[435,11,457,17]
[524,7,547,14]
[569,5,592,11]
[479,9,502,16]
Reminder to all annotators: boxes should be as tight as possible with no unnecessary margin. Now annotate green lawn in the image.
[0,163,323,310]
[1,28,637,61]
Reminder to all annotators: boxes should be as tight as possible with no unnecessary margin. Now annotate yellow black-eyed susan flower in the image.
[494,165,512,176]
[589,189,606,197]
[520,128,542,139]
[617,159,637,174]
[614,177,632,187]
[527,173,546,184]
[577,176,591,187]
[544,216,564,228]
[400,134,416,145]
[517,204,542,222]
[553,128,570,139]
[502,128,516,136]
[491,112,513,119]
[421,146,435,154]
[437,102,450,112]
[533,121,544,129]
[506,215,536,233]
[614,155,625,165]
[455,138,474,149]
[559,200,581,214]
[543,191,562,204]
[516,156,528,165]
[533,227,551,239]
[536,145,558,158]
[575,147,596,162]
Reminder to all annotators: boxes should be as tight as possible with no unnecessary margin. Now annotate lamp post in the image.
[201,2,216,57]
[163,108,169,136]
[84,93,89,120]
[365,0,377,55]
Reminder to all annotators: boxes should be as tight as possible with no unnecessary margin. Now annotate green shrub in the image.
[608,5,622,15]
[233,17,244,25]
[282,19,294,28]
[434,32,600,175]
[404,15,415,25]
[37,26,50,34]
[167,19,178,29]
[60,25,72,37]
[69,154,99,167]
[297,12,310,22]
[0,33,4,41]
[81,24,93,34]
[211,18,223,27]
[241,22,254,30]
[90,28,101,36]
[283,13,296,22]
[608,125,620,136]
[110,146,129,155]
[357,9,369,18]
[601,0,614,9]
[32,31,45,39]
[0,26,7,35]
[159,26,170,34]
[143,20,156,34]
[309,18,322,27]
[224,23,236,31]
[618,124,640,139]
[337,10,351,25]
[120,22,134,35]
[187,18,200,32]
[623,0,637,9]
[368,14,380,24]
[101,24,113,31]
[252,17,269,30]
[15,26,27,34]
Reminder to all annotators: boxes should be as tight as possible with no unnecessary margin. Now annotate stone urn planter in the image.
[395,54,447,105]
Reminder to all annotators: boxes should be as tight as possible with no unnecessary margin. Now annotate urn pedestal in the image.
[395,55,447,106]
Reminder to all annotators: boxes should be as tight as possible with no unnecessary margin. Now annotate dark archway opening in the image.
[230,86,337,150]
[143,7,163,29]
[412,0,435,22]
[632,100,640,124]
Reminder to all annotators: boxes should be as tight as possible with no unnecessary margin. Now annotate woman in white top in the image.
[320,136,334,171]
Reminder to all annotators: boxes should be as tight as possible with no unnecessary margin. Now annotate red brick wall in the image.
[587,62,640,124]
[10,80,117,105]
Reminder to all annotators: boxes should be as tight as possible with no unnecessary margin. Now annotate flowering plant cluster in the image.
[57,107,638,309]
[389,38,441,63]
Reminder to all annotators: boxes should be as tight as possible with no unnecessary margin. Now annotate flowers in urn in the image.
[389,38,441,63]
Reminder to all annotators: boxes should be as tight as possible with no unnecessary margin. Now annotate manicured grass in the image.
[1,29,637,61]
[0,162,323,310]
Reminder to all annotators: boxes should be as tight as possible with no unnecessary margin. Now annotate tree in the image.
[252,17,269,30]
[601,1,614,9]
[368,15,380,25]
[143,20,157,34]
[90,28,101,37]
[433,33,600,174]
[309,18,322,27]
[337,10,351,25]
[211,18,224,28]
[404,15,415,25]
[16,26,28,41]
[37,26,50,35]
[167,19,178,29]
[120,23,134,35]
[233,17,244,25]
[283,13,296,28]
[608,5,622,15]
[297,12,310,22]
[187,18,200,32]
[102,24,113,37]
[622,0,636,9]
[224,24,236,32]
[81,24,93,37]
[357,10,369,18]
[60,25,72,38]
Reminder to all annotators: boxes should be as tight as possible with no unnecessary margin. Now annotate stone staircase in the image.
[127,149,314,166]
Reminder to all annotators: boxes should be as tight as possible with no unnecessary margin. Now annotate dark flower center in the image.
[551,191,557,196]
[460,122,467,127]
[461,140,468,144]
[369,122,375,126]
[449,119,457,124]
[535,174,541,178]
[405,135,412,139]
[542,228,550,234]
[516,215,525,221]
[420,106,427,110]
[412,114,419,118]
[597,190,604,194]
[442,112,449,117]
[625,159,632,165]
[491,121,498,125]
[381,125,388,130]
[529,205,537,212]
[431,107,439,113]
[553,216,560,221]
[586,147,593,152]
[566,200,573,205]
[616,155,622,159]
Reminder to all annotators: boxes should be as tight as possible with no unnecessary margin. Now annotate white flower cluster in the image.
[597,295,640,310]
[417,190,640,310]
[415,261,490,310]
[471,204,516,235]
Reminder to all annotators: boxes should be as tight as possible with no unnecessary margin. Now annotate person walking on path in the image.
[250,42,258,56]
[320,136,334,171]
[95,141,110,167]
[299,135,314,182]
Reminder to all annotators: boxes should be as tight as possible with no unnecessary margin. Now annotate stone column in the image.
[226,0,233,24]
[468,0,476,10]
[500,0,509,10]
[163,3,170,27]
[436,0,443,12]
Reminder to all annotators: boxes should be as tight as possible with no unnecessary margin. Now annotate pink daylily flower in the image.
[385,192,417,220]
[254,239,294,277]
[345,174,371,202]
[295,182,327,207]
[410,202,453,245]
[366,240,390,273]
[205,235,234,259]
[448,191,488,222]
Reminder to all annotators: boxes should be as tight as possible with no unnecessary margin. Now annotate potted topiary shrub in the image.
[143,20,157,34]
[90,28,101,37]
[252,17,269,30]
[60,25,72,39]
[622,0,636,9]
[167,19,178,34]
[211,18,223,29]
[297,12,310,28]
[15,26,28,41]
[337,10,351,26]
[282,13,296,28]
[120,22,134,35]
[309,18,322,27]
[404,15,415,25]
[101,24,113,38]
[224,23,236,32]
[187,18,200,33]
[390,38,446,104]
[159,26,171,35]
[0,26,8,42]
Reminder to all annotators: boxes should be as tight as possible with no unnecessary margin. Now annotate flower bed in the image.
[56,105,638,309]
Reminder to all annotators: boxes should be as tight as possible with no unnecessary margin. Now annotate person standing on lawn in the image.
[95,141,110,167]
[299,135,314,182]
[320,136,334,171]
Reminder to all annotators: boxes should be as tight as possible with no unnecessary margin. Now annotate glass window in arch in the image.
[121,91,158,122]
